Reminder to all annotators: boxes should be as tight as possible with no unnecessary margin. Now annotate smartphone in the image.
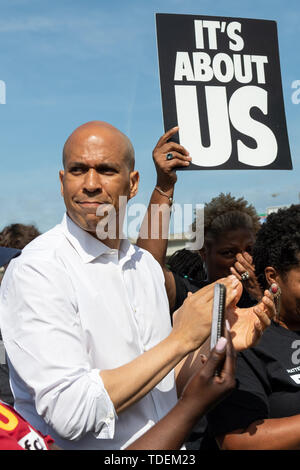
[210,283,226,351]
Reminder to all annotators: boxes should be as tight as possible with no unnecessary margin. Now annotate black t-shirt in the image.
[207,321,300,440]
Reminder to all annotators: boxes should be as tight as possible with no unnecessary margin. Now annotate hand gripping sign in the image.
[156,13,292,170]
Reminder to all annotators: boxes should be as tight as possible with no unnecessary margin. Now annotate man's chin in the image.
[68,212,98,234]
[80,218,117,241]
[67,211,121,241]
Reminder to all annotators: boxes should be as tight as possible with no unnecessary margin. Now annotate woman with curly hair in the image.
[140,189,262,313]
[173,192,263,310]
[207,204,300,450]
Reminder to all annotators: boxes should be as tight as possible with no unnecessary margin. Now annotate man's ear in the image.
[59,170,64,197]
[129,170,139,200]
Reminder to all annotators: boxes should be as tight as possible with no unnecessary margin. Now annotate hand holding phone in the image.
[210,283,226,351]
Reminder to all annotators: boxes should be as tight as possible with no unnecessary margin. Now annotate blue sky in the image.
[0,0,299,234]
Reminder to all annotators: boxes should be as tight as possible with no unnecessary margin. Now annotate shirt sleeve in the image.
[0,258,116,441]
[207,349,270,438]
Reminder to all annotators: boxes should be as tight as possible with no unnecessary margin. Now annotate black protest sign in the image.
[156,13,292,170]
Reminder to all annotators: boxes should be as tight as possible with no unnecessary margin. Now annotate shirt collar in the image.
[61,213,134,263]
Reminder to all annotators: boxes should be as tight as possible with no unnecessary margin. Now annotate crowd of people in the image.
[0,120,298,451]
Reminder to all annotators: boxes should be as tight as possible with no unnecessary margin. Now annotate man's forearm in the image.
[101,276,241,416]
[100,330,189,414]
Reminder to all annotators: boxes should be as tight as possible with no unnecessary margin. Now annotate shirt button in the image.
[108,412,114,419]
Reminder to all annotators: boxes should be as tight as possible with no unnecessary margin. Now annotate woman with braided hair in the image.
[166,248,205,284]
[207,204,300,450]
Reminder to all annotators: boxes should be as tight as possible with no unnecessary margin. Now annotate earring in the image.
[270,283,281,320]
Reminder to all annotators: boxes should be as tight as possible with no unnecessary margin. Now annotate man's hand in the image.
[179,325,236,416]
[153,126,191,191]
[228,288,275,351]
[230,252,262,302]
[171,275,239,354]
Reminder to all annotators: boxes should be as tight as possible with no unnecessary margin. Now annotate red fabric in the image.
[0,401,54,450]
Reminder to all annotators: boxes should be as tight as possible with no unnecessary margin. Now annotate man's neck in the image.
[90,231,121,250]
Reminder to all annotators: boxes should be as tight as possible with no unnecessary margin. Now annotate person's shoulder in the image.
[17,224,67,264]
[0,225,76,297]
[5,224,69,280]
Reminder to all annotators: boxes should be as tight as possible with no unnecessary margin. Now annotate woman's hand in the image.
[230,251,262,302]
[179,324,236,416]
[227,288,275,351]
[172,276,239,353]
[152,126,191,191]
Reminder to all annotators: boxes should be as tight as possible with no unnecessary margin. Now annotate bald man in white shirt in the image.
[0,121,274,449]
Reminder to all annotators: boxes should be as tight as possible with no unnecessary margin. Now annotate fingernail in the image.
[225,320,231,331]
[216,337,227,353]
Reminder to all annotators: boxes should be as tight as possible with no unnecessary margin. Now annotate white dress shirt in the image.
[0,214,177,449]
